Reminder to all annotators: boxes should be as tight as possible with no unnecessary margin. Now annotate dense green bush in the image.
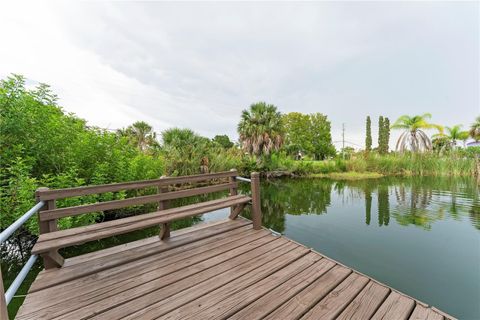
[0,75,164,234]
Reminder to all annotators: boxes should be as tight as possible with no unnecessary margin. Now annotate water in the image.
[251,176,479,320]
[3,176,479,319]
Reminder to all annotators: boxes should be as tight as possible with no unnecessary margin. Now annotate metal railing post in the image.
[250,172,262,230]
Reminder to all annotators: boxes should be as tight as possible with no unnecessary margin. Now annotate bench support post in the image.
[0,267,8,320]
[229,203,246,220]
[158,176,170,240]
[250,172,262,230]
[36,187,64,269]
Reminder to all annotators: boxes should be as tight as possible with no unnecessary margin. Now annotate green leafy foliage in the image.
[0,75,164,234]
[212,134,234,149]
[365,116,372,152]
[282,112,335,160]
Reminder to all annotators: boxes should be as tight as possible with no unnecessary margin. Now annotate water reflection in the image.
[260,176,479,233]
[259,179,334,233]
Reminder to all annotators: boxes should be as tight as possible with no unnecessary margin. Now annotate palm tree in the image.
[443,125,470,148]
[117,121,158,152]
[470,116,480,142]
[391,113,441,152]
[238,102,284,156]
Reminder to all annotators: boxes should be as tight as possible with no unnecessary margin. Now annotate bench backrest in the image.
[35,170,239,234]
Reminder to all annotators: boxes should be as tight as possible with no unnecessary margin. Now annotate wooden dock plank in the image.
[23,225,259,310]
[97,241,298,320]
[222,258,336,320]
[410,304,445,320]
[17,228,269,318]
[153,247,310,320]
[179,252,322,320]
[371,291,416,320]
[16,219,454,320]
[337,281,391,320]
[63,218,250,267]
[49,236,281,320]
[300,273,370,320]
[28,222,254,293]
[264,265,352,320]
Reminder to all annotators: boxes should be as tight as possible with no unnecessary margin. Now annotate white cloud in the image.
[0,1,478,148]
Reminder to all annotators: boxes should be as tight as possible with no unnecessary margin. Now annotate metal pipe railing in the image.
[5,254,38,304]
[0,201,45,244]
[235,176,251,183]
[1,201,45,308]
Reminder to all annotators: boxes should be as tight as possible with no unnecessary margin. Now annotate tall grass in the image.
[345,151,478,177]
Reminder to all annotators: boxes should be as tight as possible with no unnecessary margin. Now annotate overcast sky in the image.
[1,1,479,149]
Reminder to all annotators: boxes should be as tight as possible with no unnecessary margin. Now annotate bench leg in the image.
[41,250,64,269]
[229,203,246,220]
[159,223,170,240]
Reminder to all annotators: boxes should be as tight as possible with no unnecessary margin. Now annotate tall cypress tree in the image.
[365,116,372,152]
[384,117,390,153]
[378,116,384,152]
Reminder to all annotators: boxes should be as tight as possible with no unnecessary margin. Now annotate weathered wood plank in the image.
[36,170,238,201]
[63,218,249,267]
[300,273,370,320]
[264,264,352,320]
[250,172,262,230]
[337,281,390,320]
[20,233,279,320]
[39,196,248,242]
[16,218,453,320]
[147,246,310,320]
[159,248,320,320]
[0,267,8,320]
[87,239,295,320]
[371,291,416,320]
[409,304,444,320]
[39,182,238,220]
[32,196,250,254]
[180,252,323,320]
[228,258,336,320]
[28,224,256,293]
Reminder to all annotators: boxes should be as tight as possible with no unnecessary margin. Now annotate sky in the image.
[0,1,479,149]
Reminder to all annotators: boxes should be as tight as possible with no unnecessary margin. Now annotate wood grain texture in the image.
[300,273,370,320]
[264,265,352,320]
[39,182,237,220]
[29,223,253,293]
[178,252,322,320]
[32,195,250,254]
[93,239,294,320]
[409,304,445,320]
[371,291,416,320]
[229,258,336,320]
[36,170,237,201]
[16,219,452,320]
[337,281,390,320]
[0,267,8,320]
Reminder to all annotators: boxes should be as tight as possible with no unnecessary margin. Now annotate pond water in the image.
[3,176,479,319]
[206,176,480,319]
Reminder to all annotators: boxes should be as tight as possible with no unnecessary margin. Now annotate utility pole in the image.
[342,123,345,159]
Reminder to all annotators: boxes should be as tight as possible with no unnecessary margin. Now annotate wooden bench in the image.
[32,170,261,269]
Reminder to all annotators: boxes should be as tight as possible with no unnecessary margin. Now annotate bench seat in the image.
[32,194,251,255]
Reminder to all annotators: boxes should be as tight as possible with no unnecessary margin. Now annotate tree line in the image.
[364,113,479,153]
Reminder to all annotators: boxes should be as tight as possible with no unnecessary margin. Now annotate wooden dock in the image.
[2,171,455,320]
[16,217,452,320]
